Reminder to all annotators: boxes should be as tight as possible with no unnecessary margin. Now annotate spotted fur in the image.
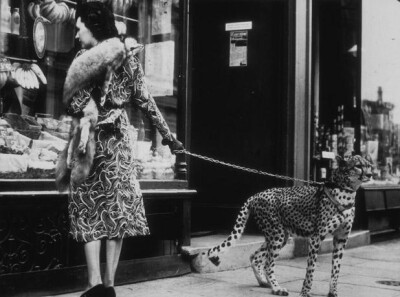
[207,155,372,297]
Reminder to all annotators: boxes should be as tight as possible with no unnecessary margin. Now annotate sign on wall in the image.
[225,22,252,67]
[225,21,252,31]
[229,30,248,67]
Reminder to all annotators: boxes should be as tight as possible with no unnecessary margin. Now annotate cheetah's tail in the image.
[206,196,254,266]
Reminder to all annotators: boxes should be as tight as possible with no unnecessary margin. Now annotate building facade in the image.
[0,0,400,296]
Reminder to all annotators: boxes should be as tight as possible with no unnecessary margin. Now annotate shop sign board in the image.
[322,151,335,159]
[225,21,252,31]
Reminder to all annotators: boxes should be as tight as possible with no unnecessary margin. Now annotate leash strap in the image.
[175,150,323,186]
[322,186,354,212]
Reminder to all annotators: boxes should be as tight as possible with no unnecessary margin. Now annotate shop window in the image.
[312,0,361,181]
[361,0,400,185]
[0,0,182,181]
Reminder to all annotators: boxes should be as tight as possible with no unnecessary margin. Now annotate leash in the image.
[175,150,323,186]
[322,185,354,212]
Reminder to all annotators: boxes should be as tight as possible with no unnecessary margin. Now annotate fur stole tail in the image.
[55,145,71,192]
[55,129,96,192]
[70,129,96,187]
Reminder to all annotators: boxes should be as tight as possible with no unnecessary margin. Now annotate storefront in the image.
[188,0,400,237]
[312,0,400,238]
[1,0,400,295]
[188,0,312,232]
[0,0,195,296]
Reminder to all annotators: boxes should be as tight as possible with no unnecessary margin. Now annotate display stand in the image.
[354,185,400,239]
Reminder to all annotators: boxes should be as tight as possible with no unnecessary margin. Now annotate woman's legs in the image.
[83,238,123,290]
[104,238,123,287]
[84,240,102,288]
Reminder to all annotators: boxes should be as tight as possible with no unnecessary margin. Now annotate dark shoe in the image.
[105,286,116,297]
[81,284,106,297]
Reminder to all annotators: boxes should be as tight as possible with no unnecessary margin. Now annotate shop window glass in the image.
[0,0,181,181]
[312,0,360,181]
[361,0,400,184]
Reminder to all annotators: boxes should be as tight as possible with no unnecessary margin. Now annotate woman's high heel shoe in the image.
[80,284,106,297]
[105,286,116,297]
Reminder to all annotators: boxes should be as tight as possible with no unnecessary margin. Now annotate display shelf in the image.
[354,185,400,238]
[361,184,400,190]
[0,178,189,192]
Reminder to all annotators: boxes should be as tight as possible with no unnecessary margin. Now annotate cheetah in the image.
[206,155,372,297]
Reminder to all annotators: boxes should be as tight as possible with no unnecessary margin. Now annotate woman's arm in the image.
[65,88,93,117]
[129,56,174,143]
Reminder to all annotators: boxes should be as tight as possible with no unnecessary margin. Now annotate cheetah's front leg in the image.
[328,221,352,297]
[299,234,323,297]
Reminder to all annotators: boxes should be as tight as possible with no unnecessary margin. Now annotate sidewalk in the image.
[52,237,400,297]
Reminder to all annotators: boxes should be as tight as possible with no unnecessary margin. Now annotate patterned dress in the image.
[66,53,173,242]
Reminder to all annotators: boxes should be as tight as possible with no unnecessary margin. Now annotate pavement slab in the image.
[50,237,400,297]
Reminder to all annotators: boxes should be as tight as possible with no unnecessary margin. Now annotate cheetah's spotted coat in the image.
[207,155,372,297]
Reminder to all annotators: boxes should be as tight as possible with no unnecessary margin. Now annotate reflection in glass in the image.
[361,0,400,184]
[0,0,180,181]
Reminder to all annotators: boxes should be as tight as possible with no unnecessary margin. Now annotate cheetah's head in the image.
[333,154,372,191]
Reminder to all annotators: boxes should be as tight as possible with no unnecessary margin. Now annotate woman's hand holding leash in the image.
[162,135,185,154]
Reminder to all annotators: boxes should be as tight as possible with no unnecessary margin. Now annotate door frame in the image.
[289,0,313,184]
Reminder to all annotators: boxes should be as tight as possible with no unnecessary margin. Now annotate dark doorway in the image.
[189,0,289,232]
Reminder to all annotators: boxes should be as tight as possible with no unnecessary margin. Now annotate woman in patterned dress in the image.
[65,3,184,297]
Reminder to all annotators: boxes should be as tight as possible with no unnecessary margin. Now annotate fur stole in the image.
[56,37,143,192]
[63,37,127,105]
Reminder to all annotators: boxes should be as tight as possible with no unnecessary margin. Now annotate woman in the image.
[64,2,184,297]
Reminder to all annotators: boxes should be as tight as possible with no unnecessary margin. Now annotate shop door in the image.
[189,0,289,231]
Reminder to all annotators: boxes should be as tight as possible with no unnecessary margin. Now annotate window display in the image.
[312,0,360,181]
[361,0,400,185]
[0,0,181,181]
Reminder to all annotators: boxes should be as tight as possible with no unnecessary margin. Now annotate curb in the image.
[182,230,370,273]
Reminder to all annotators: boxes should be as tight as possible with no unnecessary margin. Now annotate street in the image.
[53,237,400,297]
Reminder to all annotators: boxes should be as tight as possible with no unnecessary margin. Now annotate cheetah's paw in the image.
[272,287,289,296]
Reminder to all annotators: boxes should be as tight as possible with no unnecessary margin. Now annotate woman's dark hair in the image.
[76,1,118,41]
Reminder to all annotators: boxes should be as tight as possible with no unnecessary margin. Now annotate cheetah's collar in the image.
[322,185,355,212]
